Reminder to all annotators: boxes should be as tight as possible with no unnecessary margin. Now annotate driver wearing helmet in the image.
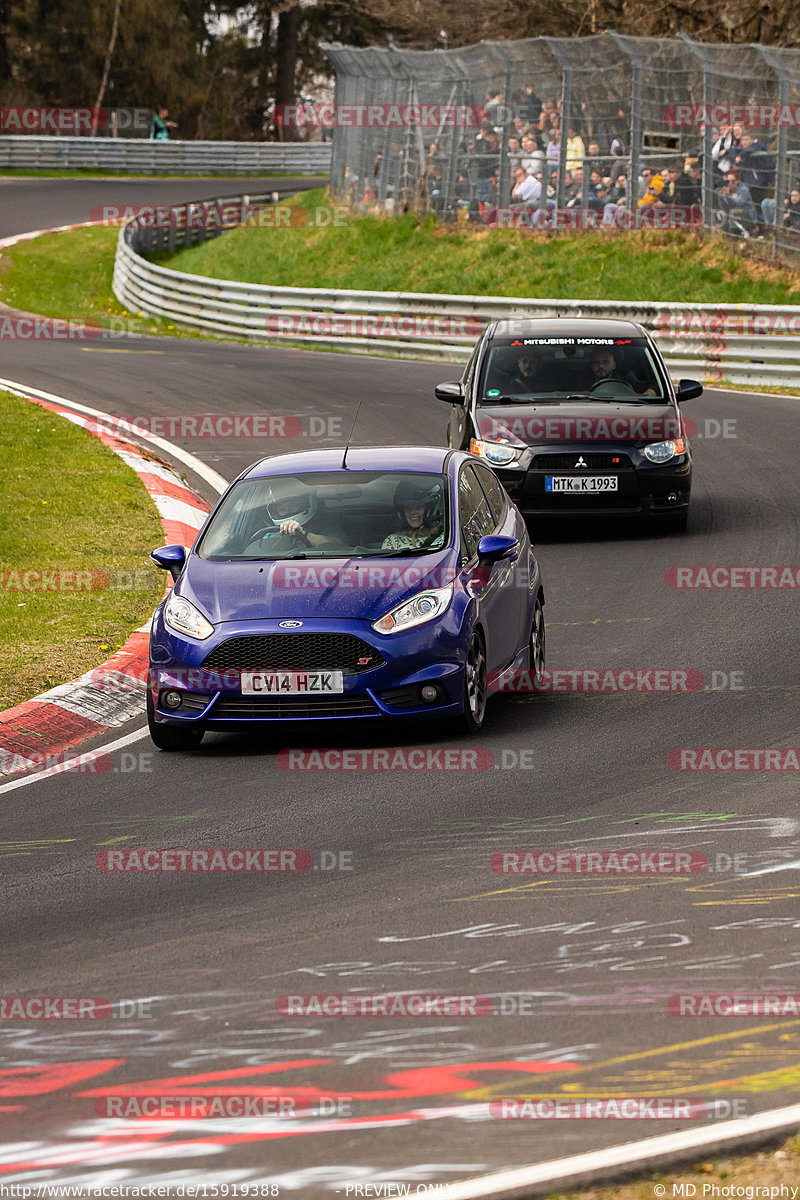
[261,478,345,548]
[382,480,444,551]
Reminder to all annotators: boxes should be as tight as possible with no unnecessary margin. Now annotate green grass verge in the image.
[0,390,165,709]
[0,224,188,337]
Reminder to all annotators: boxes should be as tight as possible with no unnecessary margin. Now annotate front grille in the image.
[212,693,380,718]
[202,633,385,676]
[532,453,633,470]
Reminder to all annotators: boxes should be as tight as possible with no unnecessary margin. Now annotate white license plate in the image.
[545,475,619,493]
[241,671,344,695]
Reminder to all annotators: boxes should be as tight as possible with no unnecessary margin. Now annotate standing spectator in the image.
[517,84,542,126]
[150,108,177,140]
[546,125,562,166]
[735,131,775,214]
[565,126,586,171]
[473,129,501,202]
[711,124,742,179]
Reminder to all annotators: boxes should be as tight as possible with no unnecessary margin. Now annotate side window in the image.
[462,340,481,389]
[458,465,495,561]
[474,464,508,528]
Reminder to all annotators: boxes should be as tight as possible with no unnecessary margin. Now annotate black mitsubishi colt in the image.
[436,318,702,531]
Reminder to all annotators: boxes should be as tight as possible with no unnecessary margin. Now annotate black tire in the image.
[460,630,488,734]
[530,595,546,685]
[147,689,204,751]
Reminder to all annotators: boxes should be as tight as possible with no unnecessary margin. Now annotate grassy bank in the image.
[161,191,800,304]
[0,390,165,709]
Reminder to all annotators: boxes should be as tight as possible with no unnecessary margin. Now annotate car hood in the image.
[177,549,458,624]
[477,401,682,445]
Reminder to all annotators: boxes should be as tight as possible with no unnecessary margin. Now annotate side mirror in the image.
[150,544,186,581]
[435,380,465,404]
[676,379,703,403]
[477,533,519,564]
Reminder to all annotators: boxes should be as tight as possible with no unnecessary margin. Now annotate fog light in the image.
[162,690,183,710]
[667,492,679,503]
[420,685,439,703]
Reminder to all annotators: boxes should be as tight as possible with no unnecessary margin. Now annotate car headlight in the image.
[164,591,214,640]
[643,438,687,464]
[470,438,524,467]
[372,584,453,635]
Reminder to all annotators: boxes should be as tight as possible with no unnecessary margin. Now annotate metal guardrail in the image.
[112,194,800,386]
[0,136,331,174]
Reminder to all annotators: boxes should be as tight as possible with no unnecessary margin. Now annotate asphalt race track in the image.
[1,179,799,1194]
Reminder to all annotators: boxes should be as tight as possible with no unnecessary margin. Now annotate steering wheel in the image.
[243,526,311,553]
[590,378,636,396]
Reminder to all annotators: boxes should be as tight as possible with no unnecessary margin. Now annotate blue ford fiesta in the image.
[147,446,545,750]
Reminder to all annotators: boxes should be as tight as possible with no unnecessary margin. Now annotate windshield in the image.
[197,471,450,561]
[478,336,668,404]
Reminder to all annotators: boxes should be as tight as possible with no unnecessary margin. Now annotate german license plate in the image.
[241,671,344,695]
[545,476,619,493]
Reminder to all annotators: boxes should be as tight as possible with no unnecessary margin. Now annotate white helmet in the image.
[263,477,318,528]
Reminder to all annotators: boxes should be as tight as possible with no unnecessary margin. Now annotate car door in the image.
[457,463,518,673]
[449,339,481,450]
[473,462,529,648]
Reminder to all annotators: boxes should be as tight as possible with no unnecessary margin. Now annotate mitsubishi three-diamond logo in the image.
[574,456,587,468]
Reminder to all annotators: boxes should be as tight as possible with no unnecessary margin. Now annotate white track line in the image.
[0,376,228,495]
[443,1103,800,1199]
[0,726,149,796]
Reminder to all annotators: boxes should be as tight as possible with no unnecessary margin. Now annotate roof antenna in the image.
[340,393,366,469]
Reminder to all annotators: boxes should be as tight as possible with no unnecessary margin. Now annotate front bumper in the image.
[148,611,468,728]
[493,446,692,517]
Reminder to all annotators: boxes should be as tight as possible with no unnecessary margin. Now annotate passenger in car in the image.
[382,482,445,551]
